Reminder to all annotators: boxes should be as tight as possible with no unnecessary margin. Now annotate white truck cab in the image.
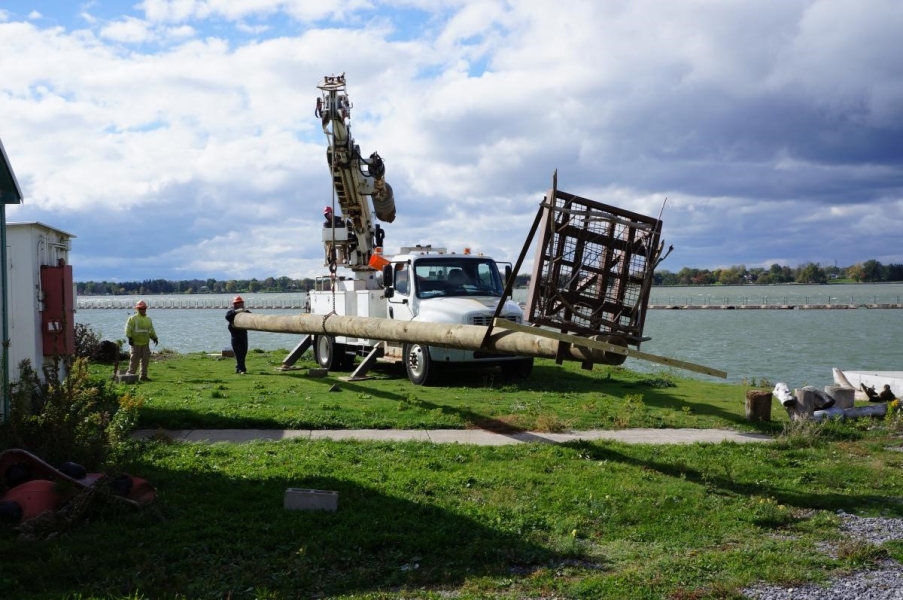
[309,246,532,385]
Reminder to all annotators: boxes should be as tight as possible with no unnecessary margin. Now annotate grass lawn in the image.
[2,351,902,599]
[98,349,784,434]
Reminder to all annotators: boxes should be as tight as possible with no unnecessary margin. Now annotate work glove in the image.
[128,337,134,346]
[153,338,159,346]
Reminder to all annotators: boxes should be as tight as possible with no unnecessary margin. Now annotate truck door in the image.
[387,262,415,321]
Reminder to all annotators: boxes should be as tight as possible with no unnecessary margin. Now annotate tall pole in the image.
[233,312,628,365]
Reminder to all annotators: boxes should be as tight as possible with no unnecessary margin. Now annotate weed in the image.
[836,539,888,566]
[534,414,569,433]
[636,377,676,388]
[742,376,774,389]
[775,419,829,449]
[3,357,143,468]
[749,495,794,528]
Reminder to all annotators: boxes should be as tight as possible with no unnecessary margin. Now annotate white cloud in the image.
[100,17,153,43]
[3,0,903,283]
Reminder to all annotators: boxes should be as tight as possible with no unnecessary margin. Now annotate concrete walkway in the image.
[131,428,772,446]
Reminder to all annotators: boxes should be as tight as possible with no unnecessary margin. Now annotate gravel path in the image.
[743,512,903,599]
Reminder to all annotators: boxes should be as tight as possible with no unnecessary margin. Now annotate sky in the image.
[2,0,902,283]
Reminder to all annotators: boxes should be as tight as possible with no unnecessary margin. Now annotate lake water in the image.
[76,283,903,389]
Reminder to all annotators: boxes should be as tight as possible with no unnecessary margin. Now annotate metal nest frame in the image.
[481,171,667,359]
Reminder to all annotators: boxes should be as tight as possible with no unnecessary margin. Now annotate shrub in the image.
[74,323,102,359]
[2,357,143,469]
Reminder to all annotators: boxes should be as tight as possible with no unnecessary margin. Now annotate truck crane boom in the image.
[316,73,395,272]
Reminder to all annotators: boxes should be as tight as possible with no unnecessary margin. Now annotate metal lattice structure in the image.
[526,175,664,349]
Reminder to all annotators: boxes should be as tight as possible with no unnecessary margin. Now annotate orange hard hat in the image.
[232,296,244,305]
[135,300,147,309]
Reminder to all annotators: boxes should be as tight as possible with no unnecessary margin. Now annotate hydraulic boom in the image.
[316,73,395,272]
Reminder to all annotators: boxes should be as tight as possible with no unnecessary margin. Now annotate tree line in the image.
[654,260,903,286]
[75,261,902,296]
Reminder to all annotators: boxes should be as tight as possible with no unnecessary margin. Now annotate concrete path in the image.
[131,428,772,446]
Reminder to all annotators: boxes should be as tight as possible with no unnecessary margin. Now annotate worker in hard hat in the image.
[125,299,159,381]
[323,206,343,227]
[225,295,250,374]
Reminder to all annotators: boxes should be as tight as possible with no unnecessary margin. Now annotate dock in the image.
[647,303,903,310]
[75,298,903,310]
[76,298,308,310]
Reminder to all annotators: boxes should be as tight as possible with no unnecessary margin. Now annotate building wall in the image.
[6,223,73,383]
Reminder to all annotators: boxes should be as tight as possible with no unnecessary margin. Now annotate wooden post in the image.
[745,390,772,422]
[786,387,817,420]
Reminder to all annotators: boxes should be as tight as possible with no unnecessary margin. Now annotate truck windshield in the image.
[413,258,505,299]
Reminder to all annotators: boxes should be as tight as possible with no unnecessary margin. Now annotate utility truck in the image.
[309,74,530,385]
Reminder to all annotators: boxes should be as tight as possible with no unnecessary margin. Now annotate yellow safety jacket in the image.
[125,313,157,346]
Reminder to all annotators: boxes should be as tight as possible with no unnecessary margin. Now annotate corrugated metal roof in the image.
[0,137,24,205]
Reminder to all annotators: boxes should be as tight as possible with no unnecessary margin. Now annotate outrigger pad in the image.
[0,448,156,522]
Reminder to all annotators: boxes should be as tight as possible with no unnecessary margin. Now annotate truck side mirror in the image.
[505,265,513,286]
[382,264,395,298]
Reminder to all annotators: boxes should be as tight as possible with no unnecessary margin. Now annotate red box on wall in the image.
[40,265,75,356]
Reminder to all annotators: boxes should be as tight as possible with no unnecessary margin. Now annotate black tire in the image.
[404,343,437,386]
[338,349,356,371]
[501,357,534,379]
[314,335,345,371]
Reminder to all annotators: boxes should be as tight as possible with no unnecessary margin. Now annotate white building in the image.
[1,137,24,422]
[6,223,77,395]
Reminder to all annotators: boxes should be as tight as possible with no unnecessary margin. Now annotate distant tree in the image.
[886,263,903,281]
[796,262,827,284]
[861,260,883,282]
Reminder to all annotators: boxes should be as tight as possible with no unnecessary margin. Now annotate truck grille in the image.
[470,315,520,327]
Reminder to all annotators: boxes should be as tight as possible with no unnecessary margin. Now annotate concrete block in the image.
[115,372,138,384]
[221,348,235,358]
[284,488,338,512]
[308,368,328,378]
[825,385,855,409]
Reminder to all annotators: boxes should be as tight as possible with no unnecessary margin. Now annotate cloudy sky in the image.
[2,0,902,283]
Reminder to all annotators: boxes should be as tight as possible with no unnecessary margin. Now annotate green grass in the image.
[92,350,784,434]
[3,351,903,599]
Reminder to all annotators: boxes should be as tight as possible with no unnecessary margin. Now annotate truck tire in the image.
[501,357,533,379]
[404,343,437,386]
[314,335,345,371]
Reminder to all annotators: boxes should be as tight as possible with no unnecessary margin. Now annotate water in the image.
[76,284,903,389]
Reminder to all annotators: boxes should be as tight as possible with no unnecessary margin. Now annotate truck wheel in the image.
[404,343,437,386]
[314,335,345,371]
[501,358,534,379]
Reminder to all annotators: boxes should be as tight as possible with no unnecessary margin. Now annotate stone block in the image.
[308,368,328,378]
[284,488,338,512]
[115,372,138,384]
[221,348,235,358]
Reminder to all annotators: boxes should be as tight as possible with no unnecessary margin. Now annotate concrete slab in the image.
[284,488,338,511]
[573,428,772,444]
[183,429,286,443]
[131,427,773,445]
[309,429,430,442]
[426,430,521,445]
[131,429,192,441]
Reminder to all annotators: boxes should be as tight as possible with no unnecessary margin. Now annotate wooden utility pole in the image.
[233,312,725,377]
[233,312,628,365]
